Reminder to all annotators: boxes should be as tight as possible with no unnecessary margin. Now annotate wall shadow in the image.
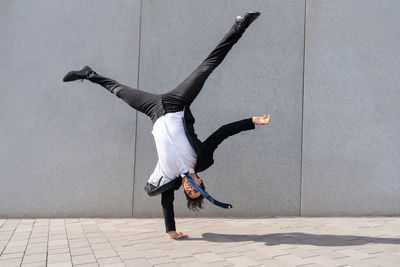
[180,232,400,246]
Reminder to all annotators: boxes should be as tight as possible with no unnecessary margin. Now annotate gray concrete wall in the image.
[302,0,400,216]
[133,0,305,218]
[0,0,140,217]
[1,0,399,219]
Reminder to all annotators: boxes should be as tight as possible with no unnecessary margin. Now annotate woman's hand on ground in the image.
[252,114,271,125]
[168,231,189,239]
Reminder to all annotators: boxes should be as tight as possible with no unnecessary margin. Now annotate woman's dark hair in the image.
[184,180,205,211]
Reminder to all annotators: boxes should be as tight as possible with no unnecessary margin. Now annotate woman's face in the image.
[182,176,202,199]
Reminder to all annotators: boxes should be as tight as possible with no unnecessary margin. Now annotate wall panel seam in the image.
[132,0,143,217]
[300,0,307,217]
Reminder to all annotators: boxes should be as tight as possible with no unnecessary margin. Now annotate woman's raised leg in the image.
[162,12,260,108]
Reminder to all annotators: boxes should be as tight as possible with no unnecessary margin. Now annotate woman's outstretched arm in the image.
[203,114,271,153]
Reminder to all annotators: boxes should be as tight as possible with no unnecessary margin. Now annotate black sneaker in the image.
[235,11,261,30]
[63,66,94,82]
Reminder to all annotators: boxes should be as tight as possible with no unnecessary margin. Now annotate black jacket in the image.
[146,106,255,232]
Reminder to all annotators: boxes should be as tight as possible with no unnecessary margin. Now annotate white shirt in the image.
[151,111,197,180]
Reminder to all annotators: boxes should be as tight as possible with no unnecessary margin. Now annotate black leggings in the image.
[88,20,246,124]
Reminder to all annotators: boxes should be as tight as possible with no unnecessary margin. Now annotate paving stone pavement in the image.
[0,217,400,267]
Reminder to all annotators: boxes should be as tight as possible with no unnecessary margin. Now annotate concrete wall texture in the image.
[0,0,399,218]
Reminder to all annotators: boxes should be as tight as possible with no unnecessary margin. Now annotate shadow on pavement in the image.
[184,232,400,246]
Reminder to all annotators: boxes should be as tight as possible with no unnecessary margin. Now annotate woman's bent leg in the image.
[88,73,162,121]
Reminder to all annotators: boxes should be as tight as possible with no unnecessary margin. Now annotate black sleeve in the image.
[203,118,255,153]
[161,188,176,233]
